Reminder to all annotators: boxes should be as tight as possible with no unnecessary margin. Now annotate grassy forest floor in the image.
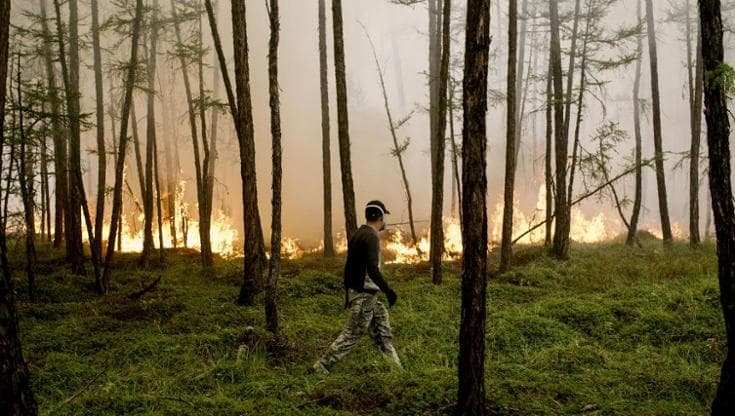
[11,236,726,415]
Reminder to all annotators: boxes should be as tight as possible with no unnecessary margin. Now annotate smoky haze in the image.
[9,0,728,248]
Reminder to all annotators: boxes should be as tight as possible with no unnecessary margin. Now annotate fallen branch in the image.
[51,360,110,413]
[127,275,162,300]
[512,164,641,245]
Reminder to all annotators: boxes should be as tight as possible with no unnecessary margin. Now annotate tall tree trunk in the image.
[513,0,528,163]
[431,0,450,284]
[500,0,518,273]
[265,0,282,335]
[550,0,570,259]
[40,125,51,242]
[16,55,37,301]
[102,0,144,293]
[688,0,703,248]
[626,0,644,246]
[458,0,490,414]
[52,0,84,273]
[153,116,164,262]
[65,0,85,274]
[163,103,177,248]
[91,0,105,256]
[331,0,358,240]
[231,0,267,306]
[449,78,462,222]
[0,0,38,411]
[171,0,203,254]
[699,1,735,412]
[545,56,553,246]
[318,0,335,257]
[141,5,160,266]
[566,1,592,207]
[40,0,66,249]
[197,10,213,268]
[362,24,421,254]
[644,0,673,244]
[563,0,582,139]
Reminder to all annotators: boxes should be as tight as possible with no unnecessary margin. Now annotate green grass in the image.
[12,239,726,415]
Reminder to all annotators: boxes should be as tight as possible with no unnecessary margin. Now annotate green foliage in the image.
[706,62,735,98]
[13,241,725,415]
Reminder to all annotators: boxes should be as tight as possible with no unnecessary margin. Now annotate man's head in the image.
[365,200,390,231]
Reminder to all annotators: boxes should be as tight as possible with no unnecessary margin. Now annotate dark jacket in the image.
[343,225,392,307]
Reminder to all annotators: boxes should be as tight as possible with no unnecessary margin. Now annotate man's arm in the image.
[366,234,396,306]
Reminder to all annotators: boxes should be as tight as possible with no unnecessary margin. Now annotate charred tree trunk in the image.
[332,0,358,240]
[0,0,38,411]
[91,0,105,256]
[500,0,518,273]
[688,0,703,248]
[550,0,570,259]
[457,0,490,414]
[265,0,282,335]
[431,0,450,284]
[102,0,144,293]
[626,0,644,246]
[645,0,673,244]
[318,0,335,257]
[699,1,735,412]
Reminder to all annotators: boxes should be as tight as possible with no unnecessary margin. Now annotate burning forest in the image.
[2,0,735,415]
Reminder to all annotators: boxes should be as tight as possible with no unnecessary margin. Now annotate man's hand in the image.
[385,288,397,307]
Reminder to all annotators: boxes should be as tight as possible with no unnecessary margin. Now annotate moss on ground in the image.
[11,240,725,415]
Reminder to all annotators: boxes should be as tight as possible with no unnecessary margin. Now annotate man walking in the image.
[313,200,402,374]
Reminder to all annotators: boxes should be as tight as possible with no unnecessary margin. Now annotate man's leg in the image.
[314,294,375,372]
[370,300,402,368]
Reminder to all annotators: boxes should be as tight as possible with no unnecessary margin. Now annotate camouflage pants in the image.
[317,292,401,369]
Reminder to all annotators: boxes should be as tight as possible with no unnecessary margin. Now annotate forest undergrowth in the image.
[12,235,725,415]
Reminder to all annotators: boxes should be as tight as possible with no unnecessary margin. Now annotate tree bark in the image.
[0,0,38,411]
[500,0,518,273]
[550,0,570,259]
[102,0,144,293]
[16,54,37,301]
[545,55,553,246]
[91,0,105,256]
[645,0,673,244]
[318,0,335,257]
[699,2,735,412]
[456,0,490,414]
[231,0,267,306]
[265,0,282,335]
[197,8,213,268]
[431,0,450,284]
[52,0,85,274]
[141,4,160,266]
[331,0,358,240]
[39,0,66,249]
[626,0,644,246]
[698,0,735,411]
[688,0,703,248]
